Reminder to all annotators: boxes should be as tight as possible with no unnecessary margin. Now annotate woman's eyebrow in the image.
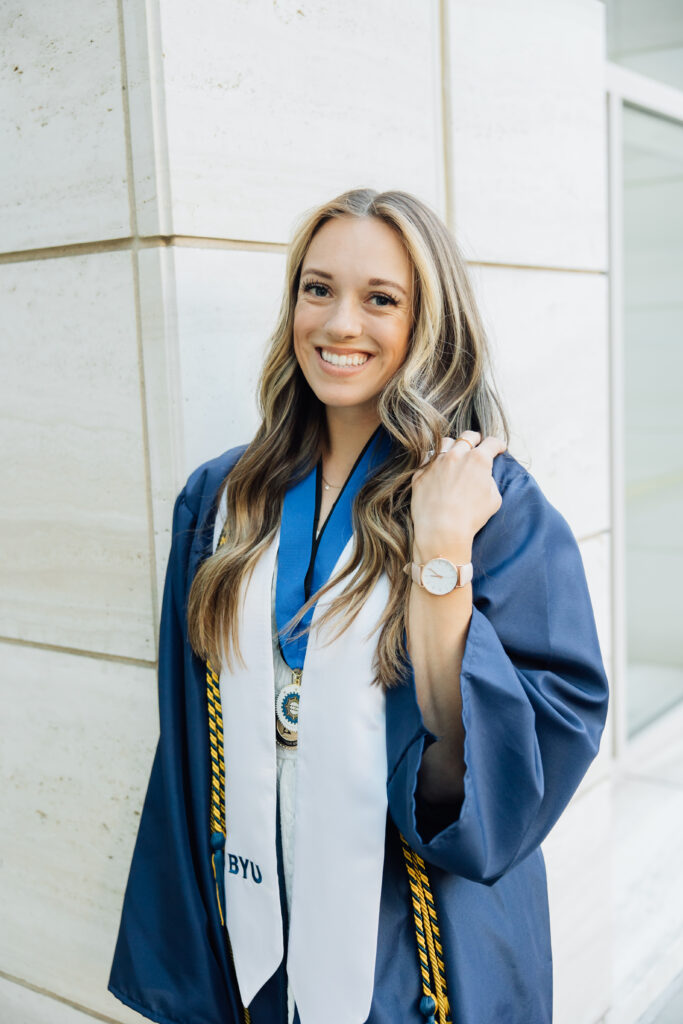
[301,267,408,298]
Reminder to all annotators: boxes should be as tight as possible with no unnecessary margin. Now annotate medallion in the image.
[276,668,301,749]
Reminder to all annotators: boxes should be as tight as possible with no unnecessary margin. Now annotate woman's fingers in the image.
[472,434,507,463]
[445,432,506,463]
[418,435,460,469]
[450,431,480,453]
[417,432,506,476]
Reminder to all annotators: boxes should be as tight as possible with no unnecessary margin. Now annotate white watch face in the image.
[422,558,458,595]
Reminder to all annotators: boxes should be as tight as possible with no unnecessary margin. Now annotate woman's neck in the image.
[322,406,381,484]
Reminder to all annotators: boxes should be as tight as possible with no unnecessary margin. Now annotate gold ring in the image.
[454,436,475,450]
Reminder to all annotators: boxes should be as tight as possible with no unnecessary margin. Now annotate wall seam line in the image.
[0,635,156,668]
[117,0,161,640]
[0,970,125,1024]
[438,0,454,230]
[0,236,608,274]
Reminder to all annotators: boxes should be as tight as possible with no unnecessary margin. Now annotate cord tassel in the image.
[211,830,227,926]
[420,993,437,1023]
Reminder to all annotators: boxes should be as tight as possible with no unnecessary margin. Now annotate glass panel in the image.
[607,1,683,93]
[622,103,683,736]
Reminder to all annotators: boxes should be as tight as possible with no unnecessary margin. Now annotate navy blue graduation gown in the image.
[108,444,609,1024]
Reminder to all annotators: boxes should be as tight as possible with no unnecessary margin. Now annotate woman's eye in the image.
[301,282,397,306]
[370,293,397,307]
[304,282,329,298]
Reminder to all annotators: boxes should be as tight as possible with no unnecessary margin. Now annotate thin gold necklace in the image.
[321,471,343,491]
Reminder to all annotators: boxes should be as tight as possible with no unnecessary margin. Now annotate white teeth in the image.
[320,349,369,367]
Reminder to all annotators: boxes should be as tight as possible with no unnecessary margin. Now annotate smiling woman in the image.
[108,188,609,1024]
[294,217,414,430]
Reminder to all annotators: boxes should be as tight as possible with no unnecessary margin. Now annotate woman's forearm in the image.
[406,539,473,806]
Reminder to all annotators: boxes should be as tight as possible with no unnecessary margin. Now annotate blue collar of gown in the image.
[275,424,393,669]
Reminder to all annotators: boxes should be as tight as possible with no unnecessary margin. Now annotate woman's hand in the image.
[410,431,508,563]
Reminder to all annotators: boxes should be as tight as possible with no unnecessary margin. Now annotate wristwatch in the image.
[402,557,473,595]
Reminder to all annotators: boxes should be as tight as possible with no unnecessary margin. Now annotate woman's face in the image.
[293,215,414,421]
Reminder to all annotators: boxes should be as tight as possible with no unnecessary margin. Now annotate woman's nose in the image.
[324,297,363,338]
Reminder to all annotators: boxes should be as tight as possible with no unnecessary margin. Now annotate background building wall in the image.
[0,2,613,1022]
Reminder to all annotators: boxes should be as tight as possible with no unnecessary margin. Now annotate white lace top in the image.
[271,557,298,1024]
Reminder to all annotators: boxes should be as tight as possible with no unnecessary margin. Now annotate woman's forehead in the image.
[303,217,414,297]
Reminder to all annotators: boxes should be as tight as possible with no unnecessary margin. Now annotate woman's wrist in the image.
[412,537,473,566]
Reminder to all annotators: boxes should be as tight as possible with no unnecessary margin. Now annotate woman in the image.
[108,188,609,1024]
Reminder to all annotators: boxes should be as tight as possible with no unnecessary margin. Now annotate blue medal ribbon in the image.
[275,424,393,669]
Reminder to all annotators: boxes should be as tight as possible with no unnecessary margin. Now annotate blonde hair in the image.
[187,187,510,689]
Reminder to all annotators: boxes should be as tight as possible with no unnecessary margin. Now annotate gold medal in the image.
[275,668,301,749]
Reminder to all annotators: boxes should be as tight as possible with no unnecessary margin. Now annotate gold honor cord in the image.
[206,525,452,1024]
[207,528,252,1024]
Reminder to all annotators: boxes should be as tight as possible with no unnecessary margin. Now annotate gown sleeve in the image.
[385,461,610,886]
[108,487,239,1024]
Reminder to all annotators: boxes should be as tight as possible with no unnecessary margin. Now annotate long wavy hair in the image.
[187,187,511,690]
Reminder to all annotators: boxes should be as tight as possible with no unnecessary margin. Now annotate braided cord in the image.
[206,523,451,1023]
[399,835,452,1024]
[207,660,226,836]
[206,528,252,1023]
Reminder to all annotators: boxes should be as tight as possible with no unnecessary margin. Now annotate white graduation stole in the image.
[213,499,389,1023]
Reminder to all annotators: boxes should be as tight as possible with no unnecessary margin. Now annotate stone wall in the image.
[0,2,612,1021]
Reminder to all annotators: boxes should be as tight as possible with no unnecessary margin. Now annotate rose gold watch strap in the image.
[454,561,473,588]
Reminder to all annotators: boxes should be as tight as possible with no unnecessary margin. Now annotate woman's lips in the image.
[315,347,374,375]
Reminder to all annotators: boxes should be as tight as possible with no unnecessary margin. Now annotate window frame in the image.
[607,63,683,768]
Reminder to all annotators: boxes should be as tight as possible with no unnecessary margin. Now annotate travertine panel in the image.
[172,246,287,477]
[0,643,158,1023]
[579,532,612,681]
[136,245,184,610]
[157,0,443,241]
[0,251,155,660]
[448,0,608,270]
[120,0,171,237]
[575,531,614,796]
[0,1,130,252]
[543,778,612,1024]
[468,263,610,539]
[0,975,113,1024]
[137,245,287,607]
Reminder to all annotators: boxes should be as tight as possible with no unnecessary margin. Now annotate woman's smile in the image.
[316,346,373,373]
